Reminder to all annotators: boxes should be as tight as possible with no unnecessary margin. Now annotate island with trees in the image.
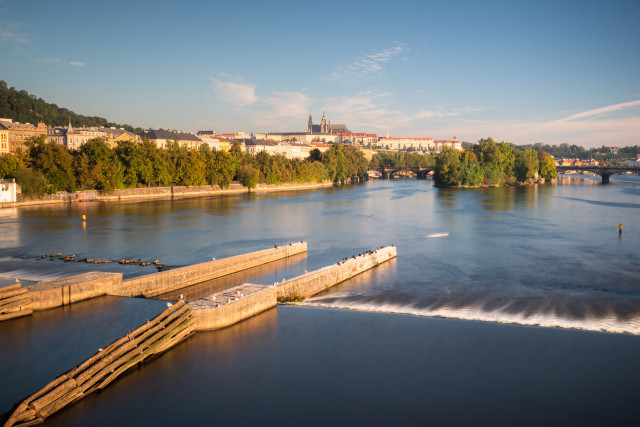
[433,138,558,187]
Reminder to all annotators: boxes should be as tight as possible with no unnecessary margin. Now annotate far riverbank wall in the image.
[0,180,350,209]
[190,246,397,330]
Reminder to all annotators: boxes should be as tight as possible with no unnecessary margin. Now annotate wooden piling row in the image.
[3,300,194,427]
[0,284,32,322]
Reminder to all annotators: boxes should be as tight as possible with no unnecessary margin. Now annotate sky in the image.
[1,0,639,148]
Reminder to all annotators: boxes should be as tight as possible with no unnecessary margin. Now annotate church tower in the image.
[308,115,313,133]
[320,112,327,133]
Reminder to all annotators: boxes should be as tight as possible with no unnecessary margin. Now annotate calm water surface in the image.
[1,176,639,425]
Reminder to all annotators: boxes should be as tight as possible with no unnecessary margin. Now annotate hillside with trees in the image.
[0,81,141,132]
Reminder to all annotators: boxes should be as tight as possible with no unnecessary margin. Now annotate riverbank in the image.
[0,179,354,209]
[434,178,554,188]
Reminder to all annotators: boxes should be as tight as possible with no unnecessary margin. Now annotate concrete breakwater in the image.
[1,243,307,318]
[113,242,307,298]
[190,246,397,330]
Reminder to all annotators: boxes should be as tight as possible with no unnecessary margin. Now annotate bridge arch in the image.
[556,166,639,183]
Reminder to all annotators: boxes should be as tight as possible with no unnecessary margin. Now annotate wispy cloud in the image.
[210,76,258,108]
[262,91,313,117]
[429,101,640,148]
[208,76,314,129]
[69,61,85,67]
[331,44,406,82]
[0,22,29,46]
[322,92,486,132]
[553,99,640,122]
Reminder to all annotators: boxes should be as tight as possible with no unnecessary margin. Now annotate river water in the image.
[1,176,639,426]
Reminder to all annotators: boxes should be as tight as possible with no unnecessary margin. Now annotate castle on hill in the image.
[307,112,349,134]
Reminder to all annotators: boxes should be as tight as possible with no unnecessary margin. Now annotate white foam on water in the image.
[302,299,640,335]
[426,232,449,238]
[0,267,71,282]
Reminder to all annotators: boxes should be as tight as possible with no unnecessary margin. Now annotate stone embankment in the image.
[190,246,397,330]
[1,180,342,209]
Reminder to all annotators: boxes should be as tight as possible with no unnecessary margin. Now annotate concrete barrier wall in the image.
[192,246,397,331]
[191,287,277,331]
[26,272,123,311]
[111,242,307,298]
[276,246,397,299]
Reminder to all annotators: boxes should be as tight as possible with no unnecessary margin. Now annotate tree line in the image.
[514,142,639,160]
[0,136,369,197]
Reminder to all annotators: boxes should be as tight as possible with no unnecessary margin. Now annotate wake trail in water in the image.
[303,293,640,335]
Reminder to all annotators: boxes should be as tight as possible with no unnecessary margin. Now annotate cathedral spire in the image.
[68,119,73,133]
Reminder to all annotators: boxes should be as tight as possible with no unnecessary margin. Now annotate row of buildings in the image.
[0,113,462,160]
[555,157,640,167]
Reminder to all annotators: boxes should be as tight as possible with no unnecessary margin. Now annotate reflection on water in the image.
[41,307,640,427]
[0,296,167,414]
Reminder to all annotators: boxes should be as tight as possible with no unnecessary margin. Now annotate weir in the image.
[2,245,396,426]
[0,243,307,318]
[189,245,396,330]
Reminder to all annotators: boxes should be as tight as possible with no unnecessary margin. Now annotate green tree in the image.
[116,140,153,187]
[236,163,259,188]
[307,148,323,162]
[75,138,123,191]
[514,148,540,182]
[434,146,461,186]
[174,149,206,186]
[26,135,76,192]
[538,151,558,180]
[14,167,48,196]
[459,151,483,186]
[0,153,22,178]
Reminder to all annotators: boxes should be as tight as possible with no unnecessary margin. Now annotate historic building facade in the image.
[0,119,47,153]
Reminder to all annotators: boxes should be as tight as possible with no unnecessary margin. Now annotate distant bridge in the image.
[367,167,434,179]
[556,166,639,183]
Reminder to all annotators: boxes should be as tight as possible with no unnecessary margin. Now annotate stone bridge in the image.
[367,167,434,179]
[556,166,639,183]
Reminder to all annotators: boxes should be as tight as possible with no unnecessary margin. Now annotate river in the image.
[1,175,639,426]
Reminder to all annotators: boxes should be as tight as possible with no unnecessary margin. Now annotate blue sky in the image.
[1,0,639,147]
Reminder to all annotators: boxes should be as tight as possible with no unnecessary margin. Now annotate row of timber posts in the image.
[0,284,32,322]
[4,300,194,427]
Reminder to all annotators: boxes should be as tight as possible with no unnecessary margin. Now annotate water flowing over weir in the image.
[304,291,640,335]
